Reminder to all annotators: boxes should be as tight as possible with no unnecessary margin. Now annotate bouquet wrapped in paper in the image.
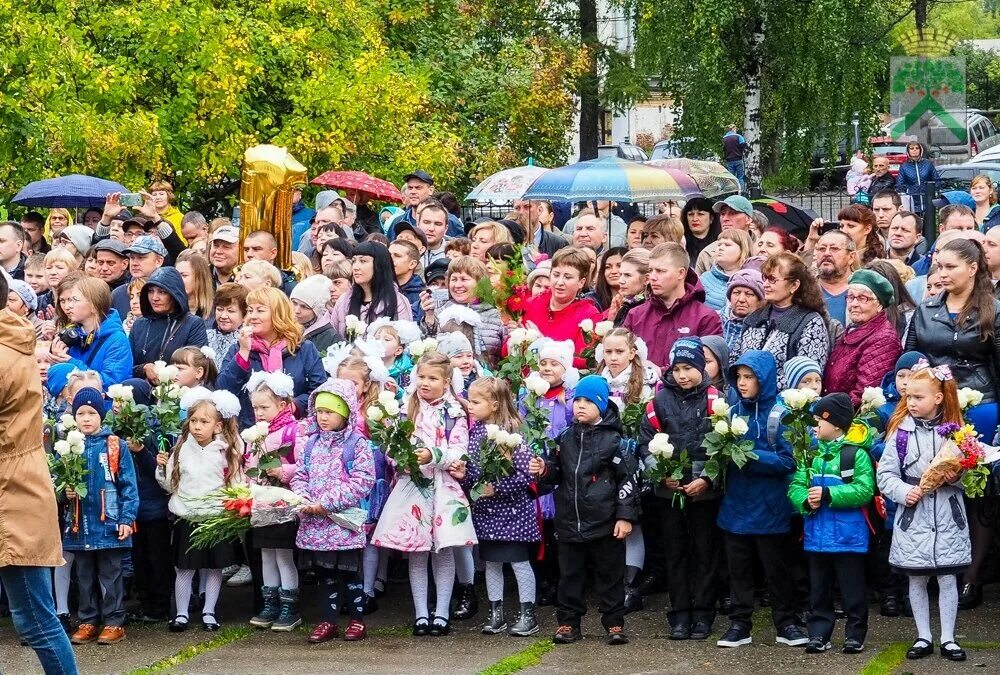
[917,440,965,493]
[918,423,991,497]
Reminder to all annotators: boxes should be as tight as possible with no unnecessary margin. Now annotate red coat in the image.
[522,291,602,368]
[622,270,722,368]
[824,311,901,407]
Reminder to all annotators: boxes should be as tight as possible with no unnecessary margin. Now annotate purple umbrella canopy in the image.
[13,174,128,208]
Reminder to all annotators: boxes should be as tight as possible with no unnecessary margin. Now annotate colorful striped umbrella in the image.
[646,158,740,198]
[522,157,701,202]
[465,165,548,204]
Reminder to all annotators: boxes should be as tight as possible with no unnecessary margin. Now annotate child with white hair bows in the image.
[156,388,245,632]
[367,318,422,394]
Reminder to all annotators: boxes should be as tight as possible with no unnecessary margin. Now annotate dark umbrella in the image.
[751,197,818,238]
[12,174,128,209]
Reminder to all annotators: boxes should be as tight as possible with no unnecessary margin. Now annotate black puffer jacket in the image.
[540,403,640,543]
[129,267,208,375]
[904,292,1000,403]
[637,374,719,499]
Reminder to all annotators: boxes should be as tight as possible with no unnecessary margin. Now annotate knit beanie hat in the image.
[784,356,823,390]
[895,351,926,374]
[726,268,764,300]
[314,391,349,418]
[533,337,580,389]
[438,330,474,358]
[46,363,76,398]
[72,387,106,421]
[289,274,332,317]
[811,392,854,432]
[669,337,706,372]
[848,269,895,308]
[57,225,94,257]
[8,279,37,312]
[574,375,610,416]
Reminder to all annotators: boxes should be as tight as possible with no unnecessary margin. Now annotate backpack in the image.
[643,387,720,433]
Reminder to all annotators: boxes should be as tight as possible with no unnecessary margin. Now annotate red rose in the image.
[411,505,422,521]
[506,295,524,313]
[239,505,252,517]
[435,515,443,527]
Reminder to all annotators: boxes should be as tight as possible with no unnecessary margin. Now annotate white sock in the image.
[937,574,959,644]
[908,575,932,642]
[202,569,223,618]
[484,561,504,602]
[275,549,298,590]
[54,551,75,615]
[454,545,475,585]
[363,544,380,597]
[625,525,645,569]
[409,552,429,620]
[511,561,536,604]
[261,549,280,588]
[432,548,456,620]
[174,568,196,619]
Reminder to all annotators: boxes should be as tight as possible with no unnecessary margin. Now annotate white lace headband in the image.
[245,371,295,399]
[180,386,241,419]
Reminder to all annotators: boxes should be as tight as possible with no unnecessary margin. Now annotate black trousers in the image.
[557,535,625,630]
[132,518,173,619]
[640,493,667,579]
[75,549,125,627]
[724,532,799,629]
[807,553,868,643]
[244,529,264,613]
[660,498,721,626]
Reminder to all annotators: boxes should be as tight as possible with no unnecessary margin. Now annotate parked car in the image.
[597,142,648,161]
[650,138,719,162]
[935,161,1000,192]
[882,109,1000,164]
[968,144,1000,164]
[869,136,910,176]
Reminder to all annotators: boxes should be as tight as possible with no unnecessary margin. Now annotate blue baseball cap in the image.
[124,235,168,257]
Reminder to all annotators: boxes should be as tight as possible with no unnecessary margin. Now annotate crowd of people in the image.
[4,162,1000,674]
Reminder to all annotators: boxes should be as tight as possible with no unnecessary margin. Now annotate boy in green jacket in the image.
[788,392,874,656]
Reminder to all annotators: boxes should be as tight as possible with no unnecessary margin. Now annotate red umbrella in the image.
[310,170,403,203]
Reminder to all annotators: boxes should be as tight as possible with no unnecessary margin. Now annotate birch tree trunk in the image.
[742,19,766,191]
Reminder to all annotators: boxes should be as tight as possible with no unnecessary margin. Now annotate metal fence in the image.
[770,189,853,221]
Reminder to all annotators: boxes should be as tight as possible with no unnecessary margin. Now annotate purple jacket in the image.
[824,311,901,407]
[519,387,574,519]
[461,422,541,543]
[623,270,723,368]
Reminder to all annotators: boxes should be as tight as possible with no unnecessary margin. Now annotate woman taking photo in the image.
[584,246,626,312]
[129,266,208,382]
[700,228,753,311]
[217,286,327,429]
[175,251,214,323]
[804,205,885,265]
[605,248,649,326]
[971,174,1000,231]
[48,274,133,389]
[681,197,721,264]
[328,240,412,336]
[732,252,832,389]
[904,238,1000,612]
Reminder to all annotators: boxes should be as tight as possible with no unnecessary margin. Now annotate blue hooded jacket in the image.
[66,309,133,389]
[718,350,796,535]
[129,267,208,376]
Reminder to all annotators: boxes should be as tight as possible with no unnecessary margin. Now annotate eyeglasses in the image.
[846,293,877,304]
[762,274,790,284]
[814,245,846,254]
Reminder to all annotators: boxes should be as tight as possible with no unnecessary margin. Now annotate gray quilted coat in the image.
[877,417,971,575]
[429,298,506,368]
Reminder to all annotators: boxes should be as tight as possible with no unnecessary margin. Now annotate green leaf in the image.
[451,506,469,526]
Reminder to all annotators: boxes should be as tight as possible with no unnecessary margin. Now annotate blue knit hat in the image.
[46,363,76,398]
[784,356,822,389]
[72,387,106,422]
[895,351,925,374]
[669,337,706,372]
[574,375,610,416]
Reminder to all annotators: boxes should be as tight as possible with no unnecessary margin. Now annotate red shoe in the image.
[344,618,367,641]
[307,621,339,644]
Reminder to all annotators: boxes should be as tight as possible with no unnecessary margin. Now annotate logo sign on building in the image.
[888,57,966,145]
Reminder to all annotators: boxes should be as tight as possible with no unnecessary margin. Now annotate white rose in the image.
[383,400,400,417]
[525,373,550,397]
[495,429,511,446]
[711,399,730,417]
[200,345,217,360]
[594,320,614,337]
[60,414,76,429]
[67,430,85,446]
[255,421,270,436]
[409,340,426,357]
[378,390,396,407]
[648,433,673,459]
[54,440,71,457]
[861,387,887,410]
[423,337,438,353]
[508,433,523,447]
[580,318,594,334]
[367,406,384,423]
[731,417,750,436]
[70,443,85,455]
[485,423,500,440]
[780,389,803,410]
[524,328,542,344]
[801,388,820,403]
[714,420,730,435]
[153,360,167,371]
[508,328,527,347]
[240,427,257,443]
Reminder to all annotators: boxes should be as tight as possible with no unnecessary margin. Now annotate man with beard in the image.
[814,230,856,326]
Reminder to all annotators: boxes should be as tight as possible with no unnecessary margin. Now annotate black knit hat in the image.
[811,392,854,432]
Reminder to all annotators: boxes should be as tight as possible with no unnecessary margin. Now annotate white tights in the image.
[260,548,298,590]
[408,549,456,621]
[909,574,959,644]
[175,568,222,619]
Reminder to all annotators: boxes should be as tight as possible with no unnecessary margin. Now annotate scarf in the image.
[269,406,299,451]
[251,337,288,372]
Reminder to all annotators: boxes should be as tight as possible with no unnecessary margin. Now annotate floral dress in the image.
[371,395,477,552]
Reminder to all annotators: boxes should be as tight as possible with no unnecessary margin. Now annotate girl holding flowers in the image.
[156,388,244,633]
[371,352,475,637]
[876,364,971,662]
[460,377,541,637]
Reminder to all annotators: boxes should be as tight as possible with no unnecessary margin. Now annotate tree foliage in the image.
[0,0,582,209]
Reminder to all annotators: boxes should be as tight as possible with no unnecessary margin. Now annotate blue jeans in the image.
[0,565,78,675]
[726,160,746,193]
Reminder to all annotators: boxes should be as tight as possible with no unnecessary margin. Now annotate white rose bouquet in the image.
[366,391,431,490]
[520,371,556,457]
[497,328,542,395]
[149,361,187,453]
[105,384,151,445]
[49,430,89,533]
[642,433,692,508]
[779,388,820,481]
[858,387,887,423]
[241,421,287,486]
[468,424,522,501]
[702,400,757,487]
[957,387,984,413]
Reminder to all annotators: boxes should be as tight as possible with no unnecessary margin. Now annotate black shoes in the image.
[906,638,934,659]
[553,624,582,644]
[958,583,982,611]
[717,622,752,648]
[623,585,643,614]
[452,584,479,621]
[879,595,900,617]
[669,623,690,640]
[412,617,430,637]
[843,638,865,654]
[167,615,189,633]
[636,573,667,597]
[428,616,450,636]
[689,622,712,641]
[940,641,967,661]
[606,626,629,645]
[775,624,809,647]
[805,637,832,653]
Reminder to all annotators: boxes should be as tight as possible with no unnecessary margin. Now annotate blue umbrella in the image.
[521,157,700,202]
[12,174,128,208]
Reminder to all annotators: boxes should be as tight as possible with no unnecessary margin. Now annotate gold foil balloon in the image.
[239,144,307,270]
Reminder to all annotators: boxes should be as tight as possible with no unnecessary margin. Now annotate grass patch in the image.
[369,624,412,638]
[478,638,554,675]
[124,625,254,675]
[858,641,908,675]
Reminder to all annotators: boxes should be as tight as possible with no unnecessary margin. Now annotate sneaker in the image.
[606,626,629,645]
[226,565,252,587]
[843,638,865,654]
[308,621,339,644]
[805,637,832,653]
[344,618,367,641]
[716,623,752,648]
[553,624,582,644]
[776,624,809,647]
[221,564,240,581]
[690,622,712,641]
[97,626,126,645]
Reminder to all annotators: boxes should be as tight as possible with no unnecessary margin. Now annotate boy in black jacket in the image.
[637,337,722,641]
[529,375,639,646]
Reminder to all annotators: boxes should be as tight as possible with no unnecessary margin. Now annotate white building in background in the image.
[567,1,677,162]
